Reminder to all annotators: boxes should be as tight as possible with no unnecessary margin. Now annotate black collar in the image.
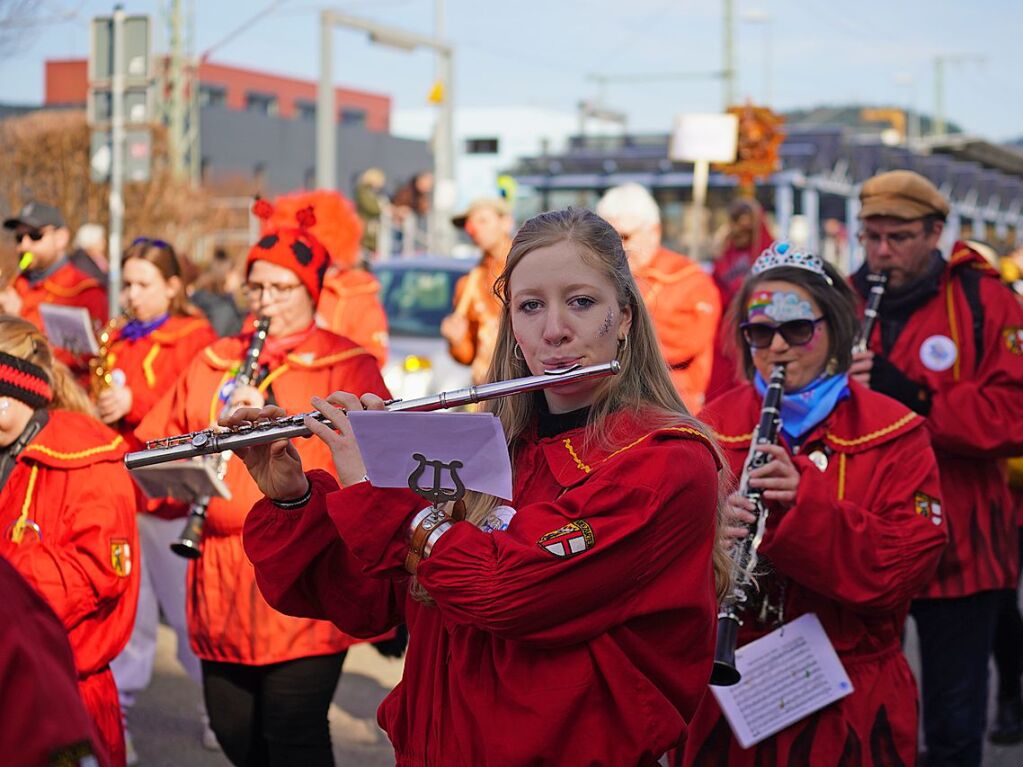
[536,395,591,439]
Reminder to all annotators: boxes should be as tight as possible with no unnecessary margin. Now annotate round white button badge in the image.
[919,335,958,372]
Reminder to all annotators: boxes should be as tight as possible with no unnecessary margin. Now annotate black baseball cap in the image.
[3,201,65,231]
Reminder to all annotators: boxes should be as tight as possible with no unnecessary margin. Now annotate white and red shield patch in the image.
[1003,326,1023,356]
[537,520,594,558]
[914,492,943,526]
[110,539,132,577]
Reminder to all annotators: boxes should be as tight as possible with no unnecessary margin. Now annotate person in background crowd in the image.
[440,197,515,384]
[392,171,433,251]
[99,238,218,762]
[597,183,721,412]
[232,207,728,766]
[0,201,108,330]
[0,316,138,767]
[189,247,246,338]
[355,167,389,259]
[73,222,109,277]
[268,189,389,368]
[850,170,1023,767]
[0,555,107,767]
[706,198,776,401]
[136,201,390,767]
[681,243,946,765]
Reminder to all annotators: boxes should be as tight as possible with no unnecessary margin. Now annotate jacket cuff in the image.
[871,355,932,415]
[327,482,428,575]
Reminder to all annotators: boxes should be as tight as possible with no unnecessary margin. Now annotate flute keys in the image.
[192,432,211,448]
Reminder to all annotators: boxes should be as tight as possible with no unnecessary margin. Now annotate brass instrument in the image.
[853,271,888,354]
[170,316,271,559]
[127,360,621,471]
[711,362,787,687]
[90,314,128,398]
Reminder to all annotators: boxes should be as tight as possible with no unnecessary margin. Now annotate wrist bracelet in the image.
[272,479,313,510]
[422,521,453,558]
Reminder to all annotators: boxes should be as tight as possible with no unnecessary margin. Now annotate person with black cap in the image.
[0,201,108,329]
[850,169,1023,767]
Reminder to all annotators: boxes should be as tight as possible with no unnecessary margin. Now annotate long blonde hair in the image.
[424,208,731,600]
[0,316,96,416]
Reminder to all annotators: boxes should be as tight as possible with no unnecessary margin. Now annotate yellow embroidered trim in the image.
[23,435,124,461]
[837,453,847,501]
[258,364,289,393]
[827,411,917,447]
[203,348,236,369]
[562,438,592,474]
[288,347,369,368]
[142,344,161,388]
[42,279,100,298]
[10,465,40,544]
[209,371,233,424]
[714,431,755,444]
[946,280,961,382]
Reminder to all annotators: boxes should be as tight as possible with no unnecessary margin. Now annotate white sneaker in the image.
[124,727,139,767]
[200,716,220,751]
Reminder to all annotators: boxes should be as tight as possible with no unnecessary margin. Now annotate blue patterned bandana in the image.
[754,370,850,443]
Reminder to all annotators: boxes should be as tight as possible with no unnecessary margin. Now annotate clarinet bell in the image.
[170,511,205,559]
[710,615,742,686]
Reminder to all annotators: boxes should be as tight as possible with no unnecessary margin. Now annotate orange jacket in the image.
[633,247,721,413]
[447,254,504,384]
[0,410,138,767]
[135,327,390,665]
[317,268,389,368]
[108,315,218,444]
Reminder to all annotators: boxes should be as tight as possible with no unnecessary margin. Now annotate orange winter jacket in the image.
[317,268,389,368]
[633,247,721,413]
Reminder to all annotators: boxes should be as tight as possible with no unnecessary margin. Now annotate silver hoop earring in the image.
[618,336,628,352]
[513,343,525,361]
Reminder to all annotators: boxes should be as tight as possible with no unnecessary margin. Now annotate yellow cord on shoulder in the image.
[10,465,40,544]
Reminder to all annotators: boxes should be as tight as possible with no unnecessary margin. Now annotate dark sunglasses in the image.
[740,317,825,349]
[14,229,44,243]
[131,236,171,249]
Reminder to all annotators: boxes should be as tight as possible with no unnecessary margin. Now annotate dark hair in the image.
[730,261,858,380]
[123,239,191,316]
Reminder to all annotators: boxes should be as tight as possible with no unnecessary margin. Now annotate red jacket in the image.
[635,247,721,413]
[107,315,218,447]
[682,381,947,766]
[15,259,108,330]
[136,327,389,665]
[0,410,138,767]
[244,411,721,766]
[857,244,1023,598]
[0,555,108,767]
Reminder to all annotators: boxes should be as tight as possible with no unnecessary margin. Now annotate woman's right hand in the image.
[219,405,309,502]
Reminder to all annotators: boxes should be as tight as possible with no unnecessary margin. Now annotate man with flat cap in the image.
[440,197,514,383]
[851,169,1023,766]
[0,201,108,328]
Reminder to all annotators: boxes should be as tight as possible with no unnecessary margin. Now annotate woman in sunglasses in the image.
[135,202,389,767]
[682,242,948,766]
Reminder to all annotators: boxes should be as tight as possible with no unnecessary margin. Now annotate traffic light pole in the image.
[108,4,126,319]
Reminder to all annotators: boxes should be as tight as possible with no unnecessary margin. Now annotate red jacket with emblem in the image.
[244,410,720,767]
[317,269,389,368]
[634,247,721,413]
[855,243,1023,598]
[107,315,217,448]
[683,381,947,766]
[135,327,389,665]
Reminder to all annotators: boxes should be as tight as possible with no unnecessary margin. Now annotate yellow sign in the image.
[427,80,445,105]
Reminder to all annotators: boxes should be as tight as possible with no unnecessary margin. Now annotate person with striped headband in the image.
[0,315,138,767]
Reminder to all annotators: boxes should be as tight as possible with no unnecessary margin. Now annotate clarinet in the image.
[170,317,271,559]
[710,362,787,686]
[853,271,888,354]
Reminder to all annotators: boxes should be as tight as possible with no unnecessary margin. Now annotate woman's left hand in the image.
[306,391,388,487]
[746,443,800,507]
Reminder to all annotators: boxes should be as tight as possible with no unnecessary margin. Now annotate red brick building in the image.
[45,58,390,132]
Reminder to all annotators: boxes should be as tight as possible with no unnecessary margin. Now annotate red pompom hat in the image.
[246,198,330,303]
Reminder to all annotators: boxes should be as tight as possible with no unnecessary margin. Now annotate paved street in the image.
[131,619,1023,766]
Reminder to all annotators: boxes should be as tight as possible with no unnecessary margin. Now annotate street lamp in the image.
[740,8,772,105]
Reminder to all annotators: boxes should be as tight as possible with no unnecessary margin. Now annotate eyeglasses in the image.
[131,236,171,249]
[740,317,825,349]
[14,229,45,243]
[243,281,304,300]
[857,228,926,249]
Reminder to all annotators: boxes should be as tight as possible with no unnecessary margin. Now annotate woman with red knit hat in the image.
[136,201,390,767]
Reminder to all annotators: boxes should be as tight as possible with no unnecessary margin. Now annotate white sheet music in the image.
[710,613,853,749]
[39,303,99,354]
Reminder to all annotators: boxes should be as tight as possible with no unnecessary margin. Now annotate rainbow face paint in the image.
[747,290,815,323]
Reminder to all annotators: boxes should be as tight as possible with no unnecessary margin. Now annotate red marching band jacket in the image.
[243,411,721,767]
[14,261,109,330]
[135,327,390,666]
[858,243,1023,599]
[0,410,138,767]
[682,381,947,766]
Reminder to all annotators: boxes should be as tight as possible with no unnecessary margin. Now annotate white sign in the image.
[669,113,739,163]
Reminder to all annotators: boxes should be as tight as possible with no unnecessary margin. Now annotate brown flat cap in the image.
[452,197,512,229]
[859,170,950,221]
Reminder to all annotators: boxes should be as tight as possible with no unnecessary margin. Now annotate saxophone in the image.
[90,313,128,399]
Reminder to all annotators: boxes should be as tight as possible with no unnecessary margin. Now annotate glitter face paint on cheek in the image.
[597,307,613,337]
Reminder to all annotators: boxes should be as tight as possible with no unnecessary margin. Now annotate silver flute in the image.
[125,360,621,470]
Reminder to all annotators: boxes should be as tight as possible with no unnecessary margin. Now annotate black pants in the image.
[992,530,1023,701]
[913,592,1000,767]
[202,652,345,767]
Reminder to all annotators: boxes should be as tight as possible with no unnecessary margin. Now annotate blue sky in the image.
[2,0,1021,141]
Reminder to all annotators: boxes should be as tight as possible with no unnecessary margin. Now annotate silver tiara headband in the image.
[750,241,832,285]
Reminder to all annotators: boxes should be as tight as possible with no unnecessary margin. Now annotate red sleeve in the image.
[925,280,1023,458]
[760,426,947,612]
[5,460,137,631]
[331,438,719,647]
[243,469,404,638]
